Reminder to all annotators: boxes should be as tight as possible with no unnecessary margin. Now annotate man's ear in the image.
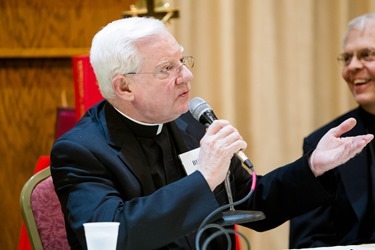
[112,76,134,100]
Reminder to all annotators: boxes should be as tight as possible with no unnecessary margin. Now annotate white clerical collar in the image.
[113,107,163,135]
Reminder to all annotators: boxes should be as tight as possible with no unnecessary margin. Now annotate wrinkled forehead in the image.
[137,31,181,50]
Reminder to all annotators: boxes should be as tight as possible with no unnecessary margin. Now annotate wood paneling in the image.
[0,0,134,249]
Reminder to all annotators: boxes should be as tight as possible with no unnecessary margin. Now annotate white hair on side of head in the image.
[89,17,168,100]
[342,13,375,47]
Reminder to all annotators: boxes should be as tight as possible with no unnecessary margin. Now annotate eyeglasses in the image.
[337,48,375,66]
[124,56,195,80]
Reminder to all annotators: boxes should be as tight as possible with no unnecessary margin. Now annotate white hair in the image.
[90,17,168,99]
[343,13,375,47]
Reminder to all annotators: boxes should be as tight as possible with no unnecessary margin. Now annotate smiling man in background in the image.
[290,13,375,248]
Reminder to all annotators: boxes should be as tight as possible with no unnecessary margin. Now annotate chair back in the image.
[20,167,69,250]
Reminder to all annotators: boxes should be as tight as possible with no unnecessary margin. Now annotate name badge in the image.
[178,148,200,175]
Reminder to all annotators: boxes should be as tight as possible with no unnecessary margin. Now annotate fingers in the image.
[204,120,230,136]
[338,135,373,163]
[352,134,374,151]
[198,120,247,190]
[205,120,247,152]
[342,134,374,164]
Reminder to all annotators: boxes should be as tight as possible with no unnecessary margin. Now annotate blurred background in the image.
[1,0,375,249]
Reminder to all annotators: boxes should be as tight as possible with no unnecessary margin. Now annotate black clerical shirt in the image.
[116,113,185,189]
[115,111,197,249]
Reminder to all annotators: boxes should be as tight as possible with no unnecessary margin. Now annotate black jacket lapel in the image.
[101,102,156,195]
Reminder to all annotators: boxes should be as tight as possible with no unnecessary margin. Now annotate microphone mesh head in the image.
[188,97,212,121]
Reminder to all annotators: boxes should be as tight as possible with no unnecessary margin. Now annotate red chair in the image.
[20,166,69,250]
[18,156,51,250]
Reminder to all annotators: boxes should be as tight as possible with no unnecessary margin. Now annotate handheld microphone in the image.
[188,97,253,170]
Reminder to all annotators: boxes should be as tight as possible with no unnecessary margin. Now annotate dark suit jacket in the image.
[289,107,374,248]
[51,100,338,250]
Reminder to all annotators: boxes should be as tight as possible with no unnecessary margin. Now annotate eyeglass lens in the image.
[337,48,375,66]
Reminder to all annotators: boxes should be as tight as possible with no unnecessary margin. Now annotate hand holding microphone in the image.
[189,97,265,227]
[197,119,247,190]
[189,97,248,190]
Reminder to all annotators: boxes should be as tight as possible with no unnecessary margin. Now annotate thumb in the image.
[330,118,357,137]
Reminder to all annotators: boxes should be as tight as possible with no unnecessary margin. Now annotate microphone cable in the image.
[195,168,258,250]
